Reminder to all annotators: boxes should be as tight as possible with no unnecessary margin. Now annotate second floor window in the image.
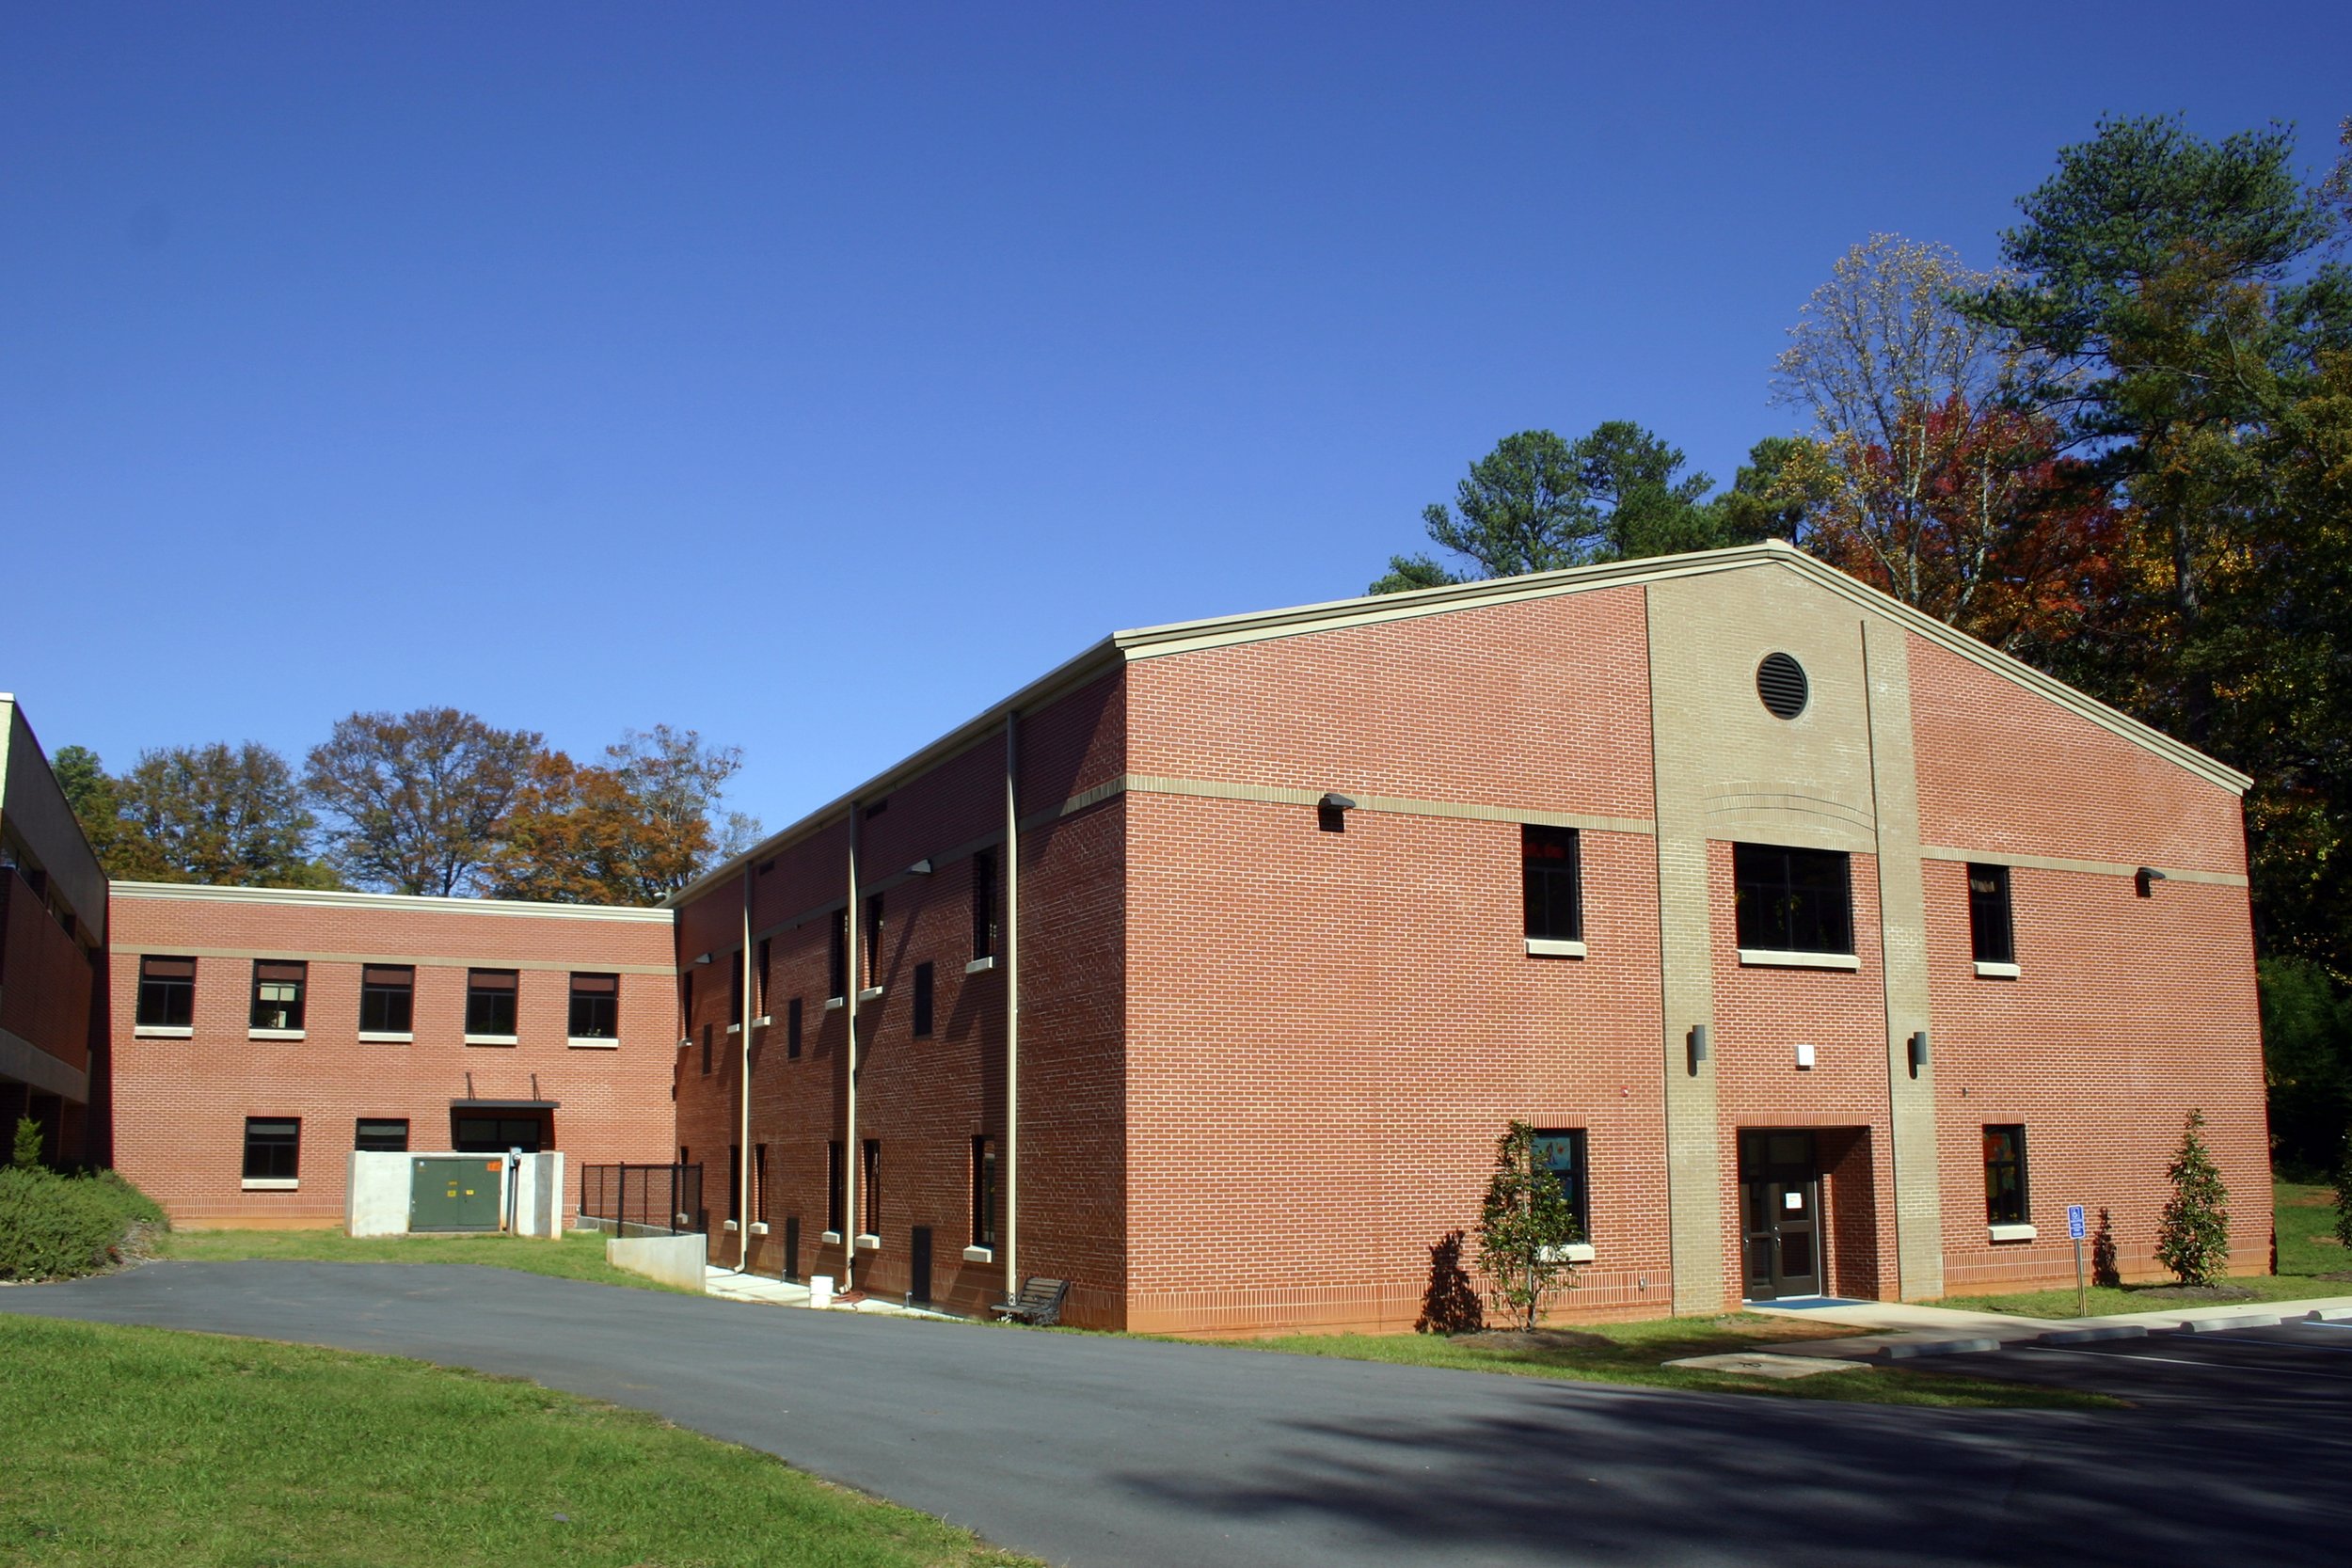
[136,956,196,1028]
[971,848,999,959]
[1521,826,1582,942]
[913,962,935,1037]
[250,960,307,1031]
[1968,864,2015,965]
[828,911,848,1000]
[359,965,414,1034]
[1733,844,1853,955]
[863,895,884,988]
[787,996,803,1059]
[569,973,618,1038]
[466,970,519,1037]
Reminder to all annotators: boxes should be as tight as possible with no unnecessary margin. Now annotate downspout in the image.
[738,865,754,1273]
[844,804,860,1292]
[1003,712,1020,1296]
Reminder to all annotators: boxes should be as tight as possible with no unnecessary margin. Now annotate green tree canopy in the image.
[112,742,334,889]
[304,709,545,896]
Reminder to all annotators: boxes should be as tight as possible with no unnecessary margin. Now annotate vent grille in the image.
[1756,653,1809,720]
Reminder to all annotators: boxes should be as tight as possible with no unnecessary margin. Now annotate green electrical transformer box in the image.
[410,1157,503,1232]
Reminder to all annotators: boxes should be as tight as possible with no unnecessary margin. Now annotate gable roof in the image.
[670,540,2246,908]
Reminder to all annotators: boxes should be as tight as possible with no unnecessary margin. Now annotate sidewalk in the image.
[701,1264,961,1320]
[1756,1292,2352,1361]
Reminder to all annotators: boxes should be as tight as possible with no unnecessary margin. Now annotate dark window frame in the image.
[863,895,884,989]
[568,973,619,1039]
[755,938,771,1015]
[1532,1128,1591,1240]
[827,911,848,1001]
[786,995,803,1059]
[465,969,519,1037]
[754,1143,769,1224]
[912,961,935,1037]
[1983,1125,2028,1226]
[249,959,307,1031]
[1521,825,1583,942]
[860,1138,881,1236]
[136,956,197,1028]
[972,1134,996,1250]
[354,1118,409,1152]
[242,1117,299,1180]
[826,1140,845,1234]
[359,965,416,1035]
[971,848,999,960]
[1732,843,1855,956]
[1968,863,2016,965]
[728,948,745,1024]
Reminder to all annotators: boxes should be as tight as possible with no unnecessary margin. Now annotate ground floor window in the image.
[453,1114,546,1153]
[355,1118,409,1152]
[1532,1129,1590,1239]
[1983,1125,2027,1225]
[242,1117,299,1180]
[972,1135,996,1250]
[861,1139,881,1235]
[827,1140,845,1234]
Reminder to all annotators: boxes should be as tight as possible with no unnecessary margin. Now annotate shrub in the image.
[1473,1120,1581,1332]
[2333,1127,2352,1252]
[2154,1109,2232,1287]
[10,1116,40,1170]
[0,1166,167,1282]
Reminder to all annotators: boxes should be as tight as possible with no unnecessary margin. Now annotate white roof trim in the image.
[110,881,675,924]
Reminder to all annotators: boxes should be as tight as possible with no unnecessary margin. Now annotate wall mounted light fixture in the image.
[905,859,934,877]
[1317,793,1356,833]
[1908,1029,1930,1077]
[693,952,713,965]
[2135,866,2167,897]
[1687,1023,1709,1076]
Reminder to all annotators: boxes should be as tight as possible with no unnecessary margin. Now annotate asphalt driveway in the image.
[3,1263,2344,1567]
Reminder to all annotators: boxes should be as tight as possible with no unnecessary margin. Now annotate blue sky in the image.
[4,2,2344,839]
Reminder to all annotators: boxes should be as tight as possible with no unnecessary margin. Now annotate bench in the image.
[990,1275,1071,1327]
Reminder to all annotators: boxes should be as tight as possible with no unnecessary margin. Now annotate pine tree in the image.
[10,1117,43,1171]
[2155,1109,2232,1286]
[1472,1120,1582,1332]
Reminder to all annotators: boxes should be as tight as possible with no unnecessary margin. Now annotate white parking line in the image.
[2023,1345,2352,1383]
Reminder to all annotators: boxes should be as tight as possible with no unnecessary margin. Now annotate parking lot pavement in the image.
[7,1264,2351,1568]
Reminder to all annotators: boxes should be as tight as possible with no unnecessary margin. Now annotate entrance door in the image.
[1740,1131,1822,1300]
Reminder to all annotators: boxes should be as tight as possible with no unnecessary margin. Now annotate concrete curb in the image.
[1869,1307,2350,1360]
[2034,1324,2149,1346]
[2180,1313,2296,1334]
[1878,1337,2001,1359]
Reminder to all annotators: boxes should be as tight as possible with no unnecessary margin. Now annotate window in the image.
[972,1135,996,1250]
[1732,844,1853,955]
[242,1117,299,1180]
[679,969,695,1033]
[1521,826,1582,942]
[136,956,196,1028]
[860,1138,881,1235]
[1983,1126,2028,1226]
[355,1118,409,1152]
[359,965,415,1034]
[728,1144,741,1224]
[913,962,934,1037]
[828,911,848,1000]
[569,973,619,1038]
[249,960,306,1031]
[755,939,771,1015]
[466,970,518,1037]
[754,1143,769,1224]
[453,1115,544,1153]
[701,1023,712,1075]
[971,849,999,960]
[1533,1129,1591,1240]
[1968,864,2015,965]
[863,895,884,988]
[786,996,803,1059]
[826,1140,845,1234]
[728,949,744,1024]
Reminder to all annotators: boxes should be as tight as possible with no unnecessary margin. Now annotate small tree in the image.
[10,1117,43,1171]
[2331,1126,2352,1252]
[1473,1120,1581,1332]
[2155,1109,2232,1286]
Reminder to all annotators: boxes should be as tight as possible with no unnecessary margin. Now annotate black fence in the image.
[578,1163,705,1236]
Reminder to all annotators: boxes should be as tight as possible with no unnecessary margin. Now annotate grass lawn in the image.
[1182,1314,2118,1409]
[155,1227,694,1294]
[0,1314,1034,1568]
[1940,1180,2351,1321]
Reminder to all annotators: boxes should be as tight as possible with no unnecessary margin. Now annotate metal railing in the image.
[577,1163,705,1236]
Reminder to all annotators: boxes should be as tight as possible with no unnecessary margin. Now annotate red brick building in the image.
[105,883,675,1228]
[1,696,107,1169]
[672,541,2267,1333]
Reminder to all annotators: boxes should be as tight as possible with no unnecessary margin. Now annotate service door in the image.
[410,1157,502,1232]
[1738,1131,1822,1300]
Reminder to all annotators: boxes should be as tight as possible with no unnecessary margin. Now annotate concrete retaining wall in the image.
[608,1232,707,1291]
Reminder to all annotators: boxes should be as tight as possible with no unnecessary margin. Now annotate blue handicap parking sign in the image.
[2067,1203,2087,1241]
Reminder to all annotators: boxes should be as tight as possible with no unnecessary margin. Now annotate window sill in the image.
[463,1034,518,1047]
[241,1178,298,1191]
[567,1037,619,1050]
[1988,1223,2039,1243]
[820,1229,843,1245]
[726,1023,742,1036]
[135,1025,194,1038]
[722,1219,739,1232]
[247,1027,307,1041]
[853,1232,881,1251]
[749,1221,769,1236]
[358,1031,414,1044]
[964,956,997,974]
[823,997,845,1011]
[1525,938,1587,958]
[1538,1243,1597,1264]
[856,987,885,1003]
[962,1245,994,1263]
[1974,960,2022,979]
[1737,949,1861,972]
[752,1014,771,1029]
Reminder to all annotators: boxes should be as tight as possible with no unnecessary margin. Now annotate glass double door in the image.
[1740,1130,1821,1301]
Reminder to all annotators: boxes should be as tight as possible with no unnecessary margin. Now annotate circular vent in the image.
[1756,653,1808,719]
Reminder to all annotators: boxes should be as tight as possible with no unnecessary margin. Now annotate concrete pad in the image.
[1666,1352,1869,1379]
